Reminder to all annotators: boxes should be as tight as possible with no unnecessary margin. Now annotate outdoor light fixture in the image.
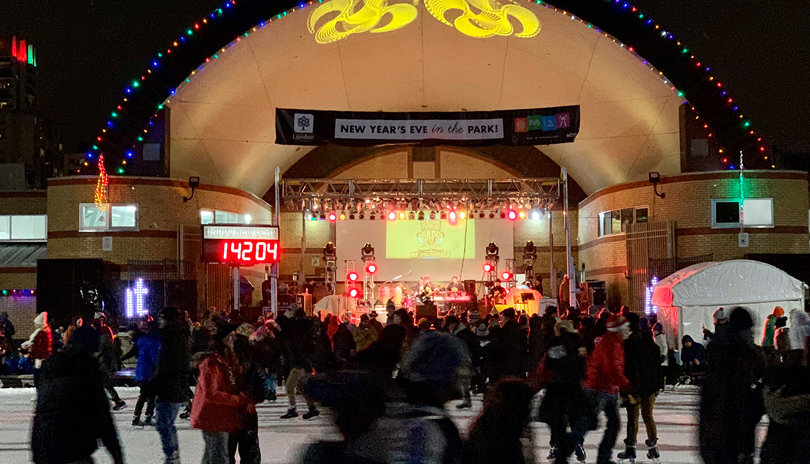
[649,172,665,199]
[485,241,499,261]
[361,243,375,261]
[183,176,200,202]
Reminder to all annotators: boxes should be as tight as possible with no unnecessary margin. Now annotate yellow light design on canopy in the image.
[308,0,419,44]
[425,0,540,38]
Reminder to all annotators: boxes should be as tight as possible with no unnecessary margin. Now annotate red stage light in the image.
[501,271,513,281]
[366,263,377,274]
[483,263,494,273]
[328,212,337,222]
[348,287,360,298]
[388,211,397,221]
[449,211,457,221]
[507,210,517,220]
[347,271,359,282]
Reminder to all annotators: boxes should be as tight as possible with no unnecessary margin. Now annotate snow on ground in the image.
[0,386,767,463]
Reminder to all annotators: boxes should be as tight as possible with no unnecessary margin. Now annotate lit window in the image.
[0,215,47,241]
[79,204,138,231]
[0,216,9,240]
[200,210,214,224]
[598,207,649,237]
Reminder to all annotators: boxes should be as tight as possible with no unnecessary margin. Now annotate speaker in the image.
[463,280,476,296]
[416,301,437,322]
[37,259,109,330]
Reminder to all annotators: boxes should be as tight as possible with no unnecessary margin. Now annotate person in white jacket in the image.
[652,323,668,367]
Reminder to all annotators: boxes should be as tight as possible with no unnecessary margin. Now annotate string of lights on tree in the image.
[79,0,769,178]
[0,289,35,297]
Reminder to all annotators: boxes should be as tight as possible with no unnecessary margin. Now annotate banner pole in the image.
[272,167,280,318]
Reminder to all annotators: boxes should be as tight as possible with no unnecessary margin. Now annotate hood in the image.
[682,335,695,344]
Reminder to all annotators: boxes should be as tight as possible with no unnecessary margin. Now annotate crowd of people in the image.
[14,298,810,464]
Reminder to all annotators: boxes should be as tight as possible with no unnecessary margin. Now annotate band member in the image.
[489,279,506,304]
[447,276,464,293]
[421,275,436,292]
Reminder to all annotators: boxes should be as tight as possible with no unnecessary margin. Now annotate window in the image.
[711,198,774,228]
[598,207,649,237]
[79,204,139,231]
[0,215,47,241]
[200,209,253,225]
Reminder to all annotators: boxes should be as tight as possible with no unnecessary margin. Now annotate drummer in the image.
[447,275,464,293]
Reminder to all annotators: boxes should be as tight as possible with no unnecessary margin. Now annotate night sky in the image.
[1,0,808,152]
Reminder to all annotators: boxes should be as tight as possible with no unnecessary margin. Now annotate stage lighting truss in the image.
[282,178,560,217]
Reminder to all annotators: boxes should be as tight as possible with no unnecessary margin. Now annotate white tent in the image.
[651,260,806,349]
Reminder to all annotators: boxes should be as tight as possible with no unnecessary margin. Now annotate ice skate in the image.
[617,445,636,464]
[574,443,586,462]
[646,439,661,464]
[302,406,320,419]
[280,407,298,419]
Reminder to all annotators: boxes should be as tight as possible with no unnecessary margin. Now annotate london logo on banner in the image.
[275,106,579,147]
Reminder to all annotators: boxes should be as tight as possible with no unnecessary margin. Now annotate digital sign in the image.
[202,225,280,265]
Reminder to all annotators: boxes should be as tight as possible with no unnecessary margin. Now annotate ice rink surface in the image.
[0,386,767,463]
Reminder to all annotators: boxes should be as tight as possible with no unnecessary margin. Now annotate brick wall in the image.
[0,191,47,215]
[0,295,37,340]
[578,171,810,307]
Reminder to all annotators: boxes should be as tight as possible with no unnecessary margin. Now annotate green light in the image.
[137,136,144,141]
[681,48,688,53]
[218,8,223,14]
[743,121,751,128]
[187,29,193,36]
[638,13,643,19]
[158,53,163,57]
[677,91,684,97]
[117,168,124,174]
[111,112,118,118]
[1,290,7,295]
[157,104,164,110]
[132,81,140,88]
[92,145,98,150]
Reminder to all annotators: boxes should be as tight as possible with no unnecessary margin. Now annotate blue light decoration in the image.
[644,276,659,314]
[125,278,149,318]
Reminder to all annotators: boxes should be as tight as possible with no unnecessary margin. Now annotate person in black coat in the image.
[333,322,356,368]
[492,308,527,381]
[153,307,191,464]
[617,313,663,462]
[31,325,124,464]
[445,316,481,408]
[699,307,766,464]
[465,379,534,464]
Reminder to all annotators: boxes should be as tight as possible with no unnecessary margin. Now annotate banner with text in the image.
[275,106,580,146]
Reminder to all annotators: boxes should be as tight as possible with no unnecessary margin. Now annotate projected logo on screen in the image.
[386,220,475,259]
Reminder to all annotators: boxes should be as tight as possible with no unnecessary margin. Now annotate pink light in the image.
[507,210,517,220]
[388,211,397,221]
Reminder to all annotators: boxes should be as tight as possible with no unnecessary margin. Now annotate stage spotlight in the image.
[429,212,436,220]
[485,242,499,260]
[518,210,527,220]
[347,271,359,282]
[349,214,356,220]
[328,212,337,222]
[348,287,360,298]
[458,211,466,219]
[409,212,415,220]
[339,213,346,220]
[531,210,541,220]
[365,262,377,274]
[489,212,495,219]
[399,211,406,220]
[507,210,517,221]
[449,211,457,221]
[524,241,537,256]
[440,212,447,220]
[499,212,506,219]
[359,213,365,219]
[480,212,485,219]
[418,212,425,221]
[368,214,374,220]
[483,262,494,273]
[501,271,513,281]
[361,242,375,260]
[323,241,336,259]
[319,214,326,221]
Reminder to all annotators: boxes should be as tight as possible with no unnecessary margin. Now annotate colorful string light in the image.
[94,154,108,211]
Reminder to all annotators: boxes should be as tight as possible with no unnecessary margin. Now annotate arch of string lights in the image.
[78,0,770,177]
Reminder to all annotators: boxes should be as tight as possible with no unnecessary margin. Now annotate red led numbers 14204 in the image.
[220,240,278,263]
[202,225,280,265]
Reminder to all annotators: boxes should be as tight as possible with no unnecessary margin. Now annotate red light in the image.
[348,287,360,298]
[501,271,513,281]
[388,211,397,221]
[366,263,377,274]
[507,210,517,220]
[760,146,765,152]
[347,271,359,282]
[449,211,457,221]
[217,240,279,263]
[328,212,337,222]
[483,263,494,273]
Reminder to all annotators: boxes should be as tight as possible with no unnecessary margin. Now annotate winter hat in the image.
[606,314,629,332]
[401,332,470,386]
[729,306,754,331]
[775,316,788,329]
[712,307,728,323]
[33,312,47,327]
[236,323,254,338]
[68,325,101,354]
[773,306,785,317]
[554,320,577,337]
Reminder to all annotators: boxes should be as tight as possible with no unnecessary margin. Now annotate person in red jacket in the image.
[578,314,632,464]
[191,339,253,464]
[22,312,52,388]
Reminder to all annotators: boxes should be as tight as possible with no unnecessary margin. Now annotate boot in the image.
[112,400,127,411]
[574,443,586,463]
[646,439,660,463]
[132,416,142,426]
[280,407,298,419]
[143,414,153,426]
[617,445,636,464]
[179,403,191,420]
[302,406,320,419]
